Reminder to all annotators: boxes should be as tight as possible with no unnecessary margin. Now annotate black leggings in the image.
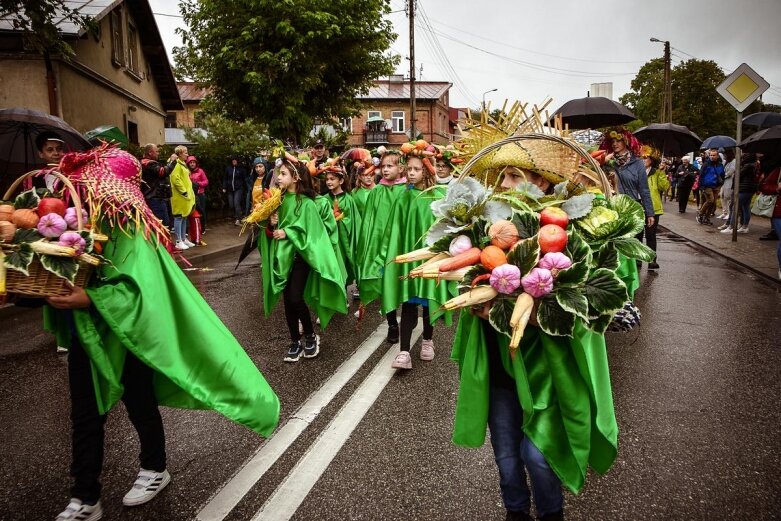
[69,337,166,503]
[400,302,434,352]
[636,214,660,254]
[284,256,314,342]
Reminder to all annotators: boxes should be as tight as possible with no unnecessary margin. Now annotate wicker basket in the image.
[1,169,96,297]
[456,133,613,197]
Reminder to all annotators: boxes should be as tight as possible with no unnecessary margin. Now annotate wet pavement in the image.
[1,228,780,520]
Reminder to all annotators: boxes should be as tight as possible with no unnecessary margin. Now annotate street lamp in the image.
[650,38,672,123]
[482,88,498,111]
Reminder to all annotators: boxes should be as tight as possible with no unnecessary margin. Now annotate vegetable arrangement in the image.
[394,177,655,357]
[0,189,106,295]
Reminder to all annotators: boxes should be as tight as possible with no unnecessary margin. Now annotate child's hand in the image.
[47,284,91,309]
[270,212,278,226]
[273,229,286,240]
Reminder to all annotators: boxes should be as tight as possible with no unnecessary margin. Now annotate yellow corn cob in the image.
[244,187,282,224]
[420,267,469,281]
[394,247,437,263]
[30,240,77,257]
[509,293,535,352]
[91,233,109,242]
[443,286,498,310]
[78,252,101,266]
[0,251,6,295]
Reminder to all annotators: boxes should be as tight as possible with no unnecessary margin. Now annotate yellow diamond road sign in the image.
[717,63,770,112]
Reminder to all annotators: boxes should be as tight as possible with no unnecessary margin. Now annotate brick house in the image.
[165,82,211,145]
[0,0,182,146]
[345,76,454,147]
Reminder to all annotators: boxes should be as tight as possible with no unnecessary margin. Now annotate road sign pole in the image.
[731,111,742,242]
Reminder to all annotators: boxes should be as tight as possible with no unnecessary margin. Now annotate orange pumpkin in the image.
[489,220,520,250]
[400,142,415,154]
[480,245,508,270]
[0,204,14,222]
[11,208,39,229]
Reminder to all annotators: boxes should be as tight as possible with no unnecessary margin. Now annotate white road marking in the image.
[196,322,395,521]
[251,324,422,521]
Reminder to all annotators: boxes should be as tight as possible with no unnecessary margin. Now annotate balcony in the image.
[364,129,389,144]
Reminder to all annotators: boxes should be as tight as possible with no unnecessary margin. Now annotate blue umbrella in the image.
[700,135,737,150]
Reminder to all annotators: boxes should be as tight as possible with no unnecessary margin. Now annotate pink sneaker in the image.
[391,351,412,369]
[420,339,435,361]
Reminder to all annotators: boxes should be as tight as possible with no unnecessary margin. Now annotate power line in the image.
[152,12,182,18]
[422,25,635,78]
[429,18,645,66]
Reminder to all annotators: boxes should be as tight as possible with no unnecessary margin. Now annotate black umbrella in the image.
[742,111,781,129]
[549,96,636,130]
[739,125,781,154]
[0,108,91,177]
[700,135,737,150]
[235,225,260,269]
[634,123,702,156]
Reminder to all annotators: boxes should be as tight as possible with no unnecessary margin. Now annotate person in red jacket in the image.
[757,165,781,279]
[187,155,209,232]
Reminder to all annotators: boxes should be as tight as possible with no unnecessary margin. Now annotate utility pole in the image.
[660,41,672,122]
[408,0,417,141]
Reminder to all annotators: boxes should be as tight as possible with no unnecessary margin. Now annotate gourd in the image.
[490,263,522,294]
[0,220,16,242]
[480,245,507,270]
[11,208,39,229]
[37,212,67,238]
[521,267,554,298]
[448,235,473,257]
[488,220,520,250]
[0,204,14,221]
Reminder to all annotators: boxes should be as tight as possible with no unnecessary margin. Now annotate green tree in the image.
[620,58,771,139]
[619,58,664,127]
[175,0,398,143]
[0,0,93,58]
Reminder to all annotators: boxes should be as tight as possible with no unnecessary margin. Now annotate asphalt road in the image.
[1,231,779,520]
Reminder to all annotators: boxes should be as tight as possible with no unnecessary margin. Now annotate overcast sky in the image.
[149,0,781,111]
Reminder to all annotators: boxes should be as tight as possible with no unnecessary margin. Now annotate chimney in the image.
[388,74,404,83]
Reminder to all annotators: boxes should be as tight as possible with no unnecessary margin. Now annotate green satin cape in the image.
[329,192,362,286]
[450,313,616,494]
[381,186,456,324]
[351,186,373,218]
[314,195,348,284]
[356,183,406,305]
[45,231,280,437]
[258,193,347,328]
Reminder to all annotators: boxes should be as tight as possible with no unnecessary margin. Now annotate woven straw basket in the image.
[2,170,95,297]
[456,133,613,197]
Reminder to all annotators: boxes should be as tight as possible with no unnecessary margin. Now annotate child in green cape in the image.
[351,161,377,217]
[325,169,362,288]
[356,150,407,343]
[312,176,348,287]
[382,155,455,369]
[259,159,347,362]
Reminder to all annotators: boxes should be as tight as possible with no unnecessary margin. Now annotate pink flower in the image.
[521,267,554,298]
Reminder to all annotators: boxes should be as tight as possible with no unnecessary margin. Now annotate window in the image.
[194,111,206,129]
[127,23,139,74]
[340,117,352,133]
[367,110,382,120]
[110,8,124,66]
[164,112,178,129]
[127,121,139,145]
[391,111,405,133]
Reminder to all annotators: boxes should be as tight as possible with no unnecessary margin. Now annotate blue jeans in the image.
[173,215,188,243]
[488,385,563,517]
[147,198,171,228]
[228,189,245,220]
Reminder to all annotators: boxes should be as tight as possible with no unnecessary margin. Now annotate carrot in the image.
[439,247,481,272]
[422,157,436,176]
[410,256,451,278]
[419,266,469,281]
[509,293,535,355]
[470,273,492,288]
[443,286,498,311]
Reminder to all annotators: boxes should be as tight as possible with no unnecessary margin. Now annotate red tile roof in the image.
[177,82,212,102]
[359,79,451,101]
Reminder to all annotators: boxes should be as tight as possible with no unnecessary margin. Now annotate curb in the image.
[178,242,248,266]
[659,225,781,287]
